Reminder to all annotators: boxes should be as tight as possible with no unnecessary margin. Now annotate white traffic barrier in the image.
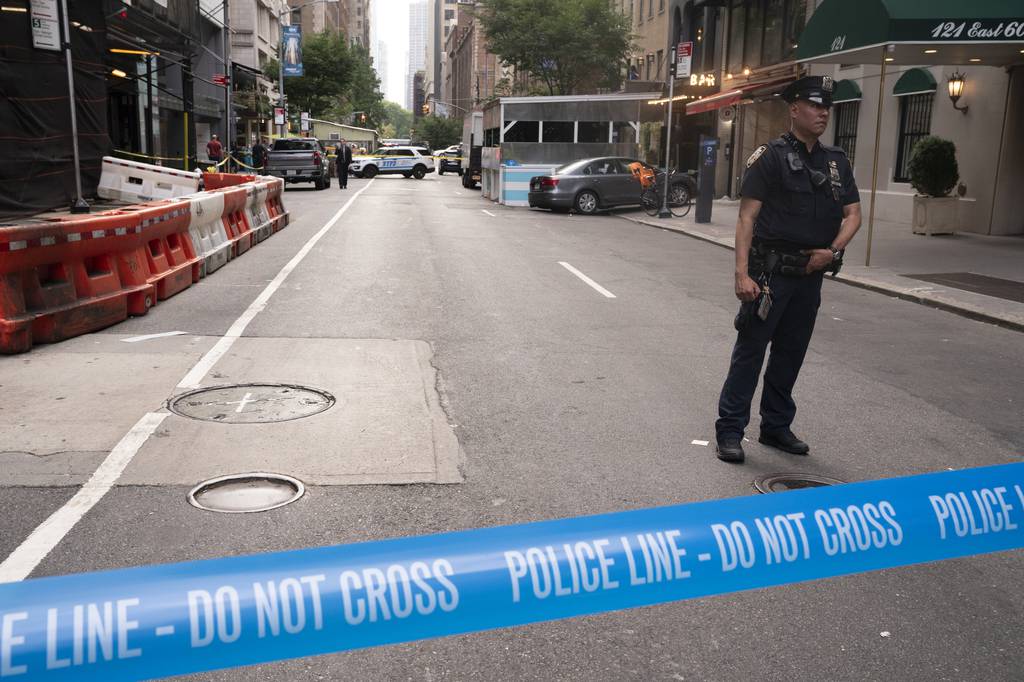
[98,156,201,203]
[244,182,273,243]
[187,191,232,278]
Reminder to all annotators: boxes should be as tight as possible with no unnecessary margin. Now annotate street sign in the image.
[212,73,229,86]
[274,107,285,126]
[30,0,61,52]
[300,111,310,132]
[676,42,693,79]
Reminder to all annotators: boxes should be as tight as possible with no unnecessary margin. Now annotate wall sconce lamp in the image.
[947,71,968,114]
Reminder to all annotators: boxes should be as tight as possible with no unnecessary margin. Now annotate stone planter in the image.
[912,195,958,235]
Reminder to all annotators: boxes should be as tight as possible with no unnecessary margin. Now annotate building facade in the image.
[408,0,429,110]
[446,0,503,118]
[231,0,290,147]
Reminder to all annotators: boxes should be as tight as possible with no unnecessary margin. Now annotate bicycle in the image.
[642,170,693,218]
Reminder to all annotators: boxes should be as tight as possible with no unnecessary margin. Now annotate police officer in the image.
[715,75,862,463]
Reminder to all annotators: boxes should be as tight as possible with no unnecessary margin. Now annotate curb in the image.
[619,213,1024,333]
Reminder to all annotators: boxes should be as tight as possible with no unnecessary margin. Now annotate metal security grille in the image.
[894,93,934,182]
[833,101,859,165]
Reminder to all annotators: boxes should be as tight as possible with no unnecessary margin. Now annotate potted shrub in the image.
[908,136,960,235]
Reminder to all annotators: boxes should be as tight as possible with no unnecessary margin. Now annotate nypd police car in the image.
[350,146,435,179]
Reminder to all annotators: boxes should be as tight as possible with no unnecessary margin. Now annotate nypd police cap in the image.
[781,75,835,107]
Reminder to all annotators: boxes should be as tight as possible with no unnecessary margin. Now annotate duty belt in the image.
[749,243,810,277]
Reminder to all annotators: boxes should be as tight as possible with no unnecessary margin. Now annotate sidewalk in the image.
[618,200,1024,332]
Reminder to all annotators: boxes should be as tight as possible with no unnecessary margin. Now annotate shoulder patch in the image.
[746,145,768,168]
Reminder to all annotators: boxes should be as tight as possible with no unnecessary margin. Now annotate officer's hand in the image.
[735,273,761,302]
[802,249,833,273]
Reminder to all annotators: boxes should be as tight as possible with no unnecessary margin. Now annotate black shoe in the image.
[758,430,810,455]
[716,436,745,463]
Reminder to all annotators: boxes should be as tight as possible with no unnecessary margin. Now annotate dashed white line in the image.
[0,412,168,583]
[482,209,496,217]
[558,262,616,298]
[121,331,188,343]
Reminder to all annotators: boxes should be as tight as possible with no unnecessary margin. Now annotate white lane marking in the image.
[178,179,375,389]
[155,626,175,636]
[0,412,168,583]
[482,209,496,217]
[454,191,463,195]
[691,439,709,446]
[698,553,712,562]
[121,331,188,343]
[558,262,616,299]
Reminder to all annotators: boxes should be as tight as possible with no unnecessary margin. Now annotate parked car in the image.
[528,157,696,215]
[264,138,331,189]
[349,146,436,179]
[436,147,463,176]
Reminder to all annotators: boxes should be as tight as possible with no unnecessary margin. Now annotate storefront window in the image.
[612,122,636,143]
[783,0,806,61]
[744,0,764,69]
[728,1,745,75]
[763,0,784,65]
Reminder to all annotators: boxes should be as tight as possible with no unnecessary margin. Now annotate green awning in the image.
[796,0,1024,66]
[832,79,862,103]
[892,68,937,96]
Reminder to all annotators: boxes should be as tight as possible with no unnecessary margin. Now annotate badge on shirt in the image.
[746,145,768,168]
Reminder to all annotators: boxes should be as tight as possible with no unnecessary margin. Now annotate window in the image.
[612,122,635,143]
[728,0,745,74]
[656,49,664,80]
[744,0,764,69]
[577,122,607,143]
[503,121,539,142]
[648,0,653,18]
[763,0,784,65]
[894,93,933,183]
[833,101,859,166]
[783,0,806,61]
[659,0,664,12]
[329,132,340,141]
[543,121,574,143]
[646,54,653,80]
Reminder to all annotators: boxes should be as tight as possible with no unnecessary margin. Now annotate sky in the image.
[373,0,415,107]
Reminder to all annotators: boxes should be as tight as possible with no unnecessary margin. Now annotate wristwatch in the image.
[829,247,843,261]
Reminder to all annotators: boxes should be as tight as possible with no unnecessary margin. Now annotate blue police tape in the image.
[2,463,1023,680]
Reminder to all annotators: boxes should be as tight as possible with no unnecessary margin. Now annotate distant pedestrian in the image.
[206,134,223,165]
[714,76,861,464]
[251,136,269,171]
[337,139,353,189]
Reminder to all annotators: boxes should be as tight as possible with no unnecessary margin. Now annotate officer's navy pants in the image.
[716,271,824,439]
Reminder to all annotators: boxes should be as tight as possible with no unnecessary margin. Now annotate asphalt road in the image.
[1,171,1021,680]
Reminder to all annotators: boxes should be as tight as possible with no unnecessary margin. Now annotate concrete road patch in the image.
[120,338,464,485]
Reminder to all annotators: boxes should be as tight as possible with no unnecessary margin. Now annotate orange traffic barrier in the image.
[108,200,200,301]
[0,213,155,353]
[263,178,289,233]
[203,172,256,190]
[217,186,253,257]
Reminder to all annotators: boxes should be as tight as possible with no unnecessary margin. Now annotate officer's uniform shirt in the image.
[740,133,859,249]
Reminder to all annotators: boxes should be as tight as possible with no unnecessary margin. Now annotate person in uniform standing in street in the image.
[714,75,862,463]
[337,138,353,189]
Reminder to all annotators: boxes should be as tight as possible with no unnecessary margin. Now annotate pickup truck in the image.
[264,138,330,190]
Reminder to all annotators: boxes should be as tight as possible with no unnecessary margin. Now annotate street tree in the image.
[475,0,632,95]
[415,116,463,149]
[382,101,413,138]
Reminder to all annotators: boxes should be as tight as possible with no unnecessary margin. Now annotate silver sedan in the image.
[528,157,696,215]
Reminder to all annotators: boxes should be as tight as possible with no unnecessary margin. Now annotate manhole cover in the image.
[753,473,846,494]
[188,472,305,513]
[168,383,335,423]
